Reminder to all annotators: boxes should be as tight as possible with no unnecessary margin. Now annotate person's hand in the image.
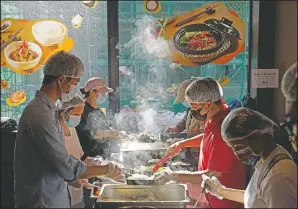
[79,178,93,189]
[170,138,182,145]
[164,127,177,136]
[152,171,175,185]
[165,141,183,156]
[104,162,125,182]
[201,174,225,200]
[118,131,129,140]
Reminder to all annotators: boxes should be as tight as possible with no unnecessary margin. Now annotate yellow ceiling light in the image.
[144,0,161,13]
[81,1,99,8]
[71,13,84,29]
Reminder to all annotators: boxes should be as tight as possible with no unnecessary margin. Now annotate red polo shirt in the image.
[198,105,246,208]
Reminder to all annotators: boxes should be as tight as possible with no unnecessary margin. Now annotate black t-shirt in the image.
[76,102,119,160]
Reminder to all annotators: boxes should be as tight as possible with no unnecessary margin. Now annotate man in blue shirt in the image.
[14,51,123,208]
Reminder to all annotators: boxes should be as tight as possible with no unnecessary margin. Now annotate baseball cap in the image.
[173,79,193,104]
[83,77,113,93]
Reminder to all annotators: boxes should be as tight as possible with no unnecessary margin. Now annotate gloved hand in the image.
[164,126,178,136]
[118,131,129,140]
[79,178,93,189]
[201,174,225,200]
[165,141,183,156]
[152,171,175,185]
[105,162,125,183]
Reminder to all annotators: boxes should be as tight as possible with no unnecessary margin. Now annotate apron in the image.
[185,111,207,206]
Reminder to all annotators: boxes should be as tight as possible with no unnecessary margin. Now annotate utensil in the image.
[193,173,214,208]
[175,5,218,27]
[1,28,23,52]
[152,152,176,172]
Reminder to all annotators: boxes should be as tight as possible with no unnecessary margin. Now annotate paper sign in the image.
[251,69,279,88]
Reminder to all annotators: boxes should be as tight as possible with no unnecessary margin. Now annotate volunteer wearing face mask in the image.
[279,62,297,163]
[201,107,297,208]
[14,51,124,208]
[58,94,89,208]
[154,78,246,208]
[164,79,206,203]
[76,77,127,161]
[164,79,205,160]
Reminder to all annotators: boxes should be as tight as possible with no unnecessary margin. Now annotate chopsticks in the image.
[175,5,218,27]
[1,28,23,52]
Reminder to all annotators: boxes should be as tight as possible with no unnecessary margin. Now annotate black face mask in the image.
[191,107,208,121]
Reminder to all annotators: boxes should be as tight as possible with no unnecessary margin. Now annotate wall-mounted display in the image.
[146,2,246,66]
[1,18,74,74]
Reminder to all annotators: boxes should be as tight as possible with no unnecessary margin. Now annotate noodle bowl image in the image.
[4,41,42,70]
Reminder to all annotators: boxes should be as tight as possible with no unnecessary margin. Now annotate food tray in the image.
[94,184,189,208]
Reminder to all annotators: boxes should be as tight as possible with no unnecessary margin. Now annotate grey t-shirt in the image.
[14,90,87,208]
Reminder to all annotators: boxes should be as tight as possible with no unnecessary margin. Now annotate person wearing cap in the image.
[14,51,124,208]
[201,107,297,208]
[279,62,297,163]
[76,77,127,161]
[153,78,246,208]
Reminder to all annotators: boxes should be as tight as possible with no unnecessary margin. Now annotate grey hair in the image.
[282,62,297,102]
[43,51,84,78]
[185,77,223,103]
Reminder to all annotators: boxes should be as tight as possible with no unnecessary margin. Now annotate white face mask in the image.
[66,115,81,127]
[59,78,77,102]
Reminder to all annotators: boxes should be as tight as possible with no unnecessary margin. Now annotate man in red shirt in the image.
[153,78,246,208]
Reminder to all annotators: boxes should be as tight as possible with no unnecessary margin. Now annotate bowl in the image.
[173,23,225,55]
[4,41,42,71]
[32,20,66,46]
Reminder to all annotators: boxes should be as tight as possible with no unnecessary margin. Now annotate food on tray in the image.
[147,159,159,166]
[179,31,217,51]
[171,161,191,167]
[8,41,39,62]
[137,133,156,143]
[93,186,100,196]
[1,20,11,32]
[102,192,158,202]
[126,174,153,181]
[1,80,10,90]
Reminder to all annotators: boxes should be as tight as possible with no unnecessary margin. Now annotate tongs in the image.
[193,173,214,208]
[152,152,177,172]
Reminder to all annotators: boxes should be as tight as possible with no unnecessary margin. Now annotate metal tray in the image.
[94,184,189,208]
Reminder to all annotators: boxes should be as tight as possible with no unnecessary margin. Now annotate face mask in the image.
[182,101,190,108]
[59,78,77,102]
[235,146,261,165]
[95,93,108,105]
[66,115,81,127]
[191,102,208,121]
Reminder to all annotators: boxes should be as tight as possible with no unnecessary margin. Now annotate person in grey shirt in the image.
[14,51,124,208]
